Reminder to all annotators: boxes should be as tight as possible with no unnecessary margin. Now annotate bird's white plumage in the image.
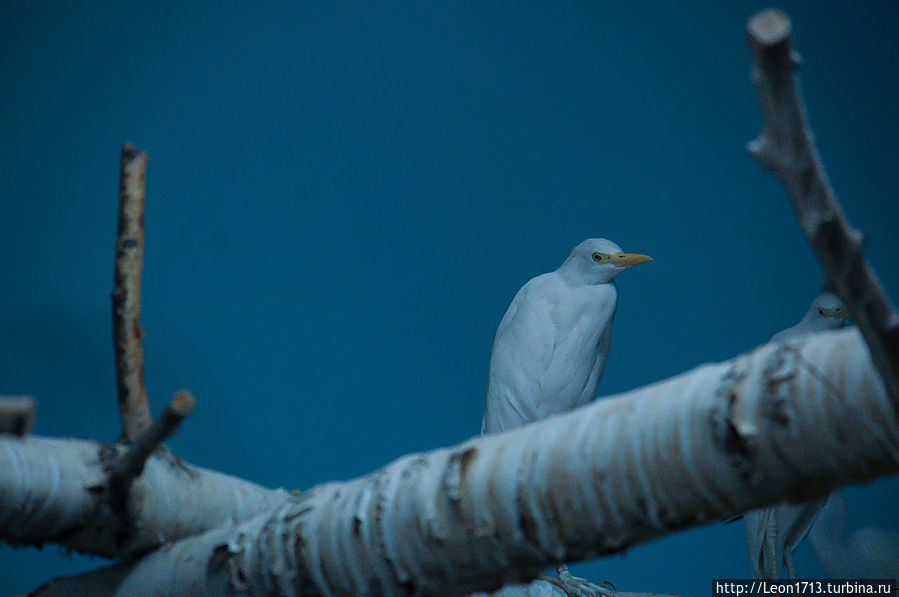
[744,292,847,579]
[481,238,650,434]
[479,238,649,591]
[483,273,617,431]
[744,499,827,579]
[769,292,846,344]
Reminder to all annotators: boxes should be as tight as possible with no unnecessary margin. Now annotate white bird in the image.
[768,292,846,344]
[481,238,652,434]
[744,292,847,579]
[480,238,651,592]
[744,500,827,579]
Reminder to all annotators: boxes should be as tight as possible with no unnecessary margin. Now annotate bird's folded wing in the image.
[484,277,560,432]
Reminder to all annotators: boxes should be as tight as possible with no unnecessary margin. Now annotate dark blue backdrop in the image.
[2,2,897,594]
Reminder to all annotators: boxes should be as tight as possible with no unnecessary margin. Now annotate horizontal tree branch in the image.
[29,328,899,596]
[0,436,291,558]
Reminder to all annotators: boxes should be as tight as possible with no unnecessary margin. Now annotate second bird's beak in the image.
[611,253,653,268]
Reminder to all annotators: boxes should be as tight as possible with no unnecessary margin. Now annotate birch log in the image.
[28,328,899,596]
[0,436,291,558]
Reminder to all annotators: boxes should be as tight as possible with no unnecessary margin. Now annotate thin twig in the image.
[113,143,152,440]
[0,396,35,436]
[109,390,195,486]
[746,9,899,405]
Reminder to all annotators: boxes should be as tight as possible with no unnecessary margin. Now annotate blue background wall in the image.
[1,2,896,594]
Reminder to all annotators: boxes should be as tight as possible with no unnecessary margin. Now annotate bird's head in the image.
[559,238,653,285]
[807,292,847,326]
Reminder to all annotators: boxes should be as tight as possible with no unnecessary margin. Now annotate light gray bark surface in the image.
[24,328,899,596]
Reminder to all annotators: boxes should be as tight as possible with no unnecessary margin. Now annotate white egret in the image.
[743,292,847,579]
[768,293,846,343]
[481,238,652,433]
[480,238,651,593]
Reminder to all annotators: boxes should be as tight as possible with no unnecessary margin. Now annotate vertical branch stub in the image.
[0,396,36,436]
[747,9,791,51]
[114,143,152,440]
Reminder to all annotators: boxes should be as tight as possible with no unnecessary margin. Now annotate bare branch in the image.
[112,143,152,440]
[26,329,899,596]
[746,9,899,405]
[0,435,291,558]
[0,396,35,436]
[103,390,196,550]
[109,390,195,486]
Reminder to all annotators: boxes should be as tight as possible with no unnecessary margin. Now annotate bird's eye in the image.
[818,308,825,315]
[592,252,603,262]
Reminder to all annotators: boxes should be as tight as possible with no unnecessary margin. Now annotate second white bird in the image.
[481,238,652,434]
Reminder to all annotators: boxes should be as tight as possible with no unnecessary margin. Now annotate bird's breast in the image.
[540,285,618,406]
[483,279,619,431]
[552,284,617,343]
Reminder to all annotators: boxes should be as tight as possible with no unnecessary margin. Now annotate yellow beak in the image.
[610,252,653,267]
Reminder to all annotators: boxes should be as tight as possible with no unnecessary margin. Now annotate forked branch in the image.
[746,9,899,405]
[109,390,195,490]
